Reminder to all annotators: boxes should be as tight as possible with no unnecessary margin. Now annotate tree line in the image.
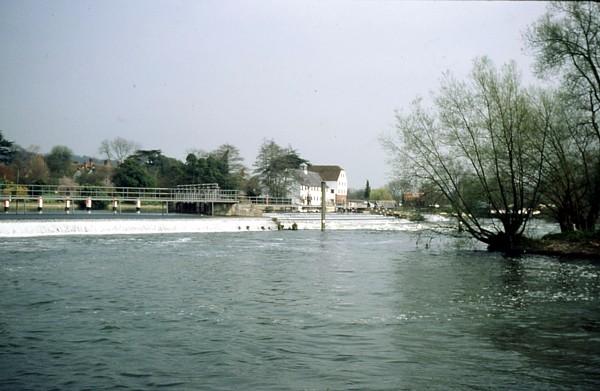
[382,2,600,252]
[0,135,310,199]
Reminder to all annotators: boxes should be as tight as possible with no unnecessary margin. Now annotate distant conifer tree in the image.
[364,180,371,200]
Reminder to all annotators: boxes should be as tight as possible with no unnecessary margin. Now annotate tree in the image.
[253,139,308,197]
[131,149,163,166]
[527,2,600,232]
[5,146,32,184]
[0,131,15,164]
[386,178,413,204]
[364,180,371,200]
[382,58,549,253]
[155,156,184,188]
[527,2,600,137]
[46,145,73,179]
[0,131,12,148]
[112,157,156,188]
[99,137,140,164]
[183,151,233,189]
[536,88,599,231]
[76,165,113,187]
[369,187,393,201]
[211,144,247,189]
[25,154,50,185]
[127,149,187,188]
[211,144,246,175]
[243,175,261,197]
[347,188,365,200]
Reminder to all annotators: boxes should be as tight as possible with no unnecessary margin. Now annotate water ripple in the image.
[1,230,599,389]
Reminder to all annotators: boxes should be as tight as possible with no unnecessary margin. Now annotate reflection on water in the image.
[1,230,599,390]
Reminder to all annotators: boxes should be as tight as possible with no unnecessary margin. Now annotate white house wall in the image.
[337,170,347,197]
[325,181,337,206]
[297,185,323,207]
[291,166,348,210]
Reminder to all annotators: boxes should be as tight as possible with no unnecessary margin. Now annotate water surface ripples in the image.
[1,230,600,390]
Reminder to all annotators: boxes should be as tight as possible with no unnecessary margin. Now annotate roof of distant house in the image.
[308,165,343,181]
[293,169,323,187]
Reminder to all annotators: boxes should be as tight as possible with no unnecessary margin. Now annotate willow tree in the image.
[382,58,548,252]
[527,1,600,137]
[536,89,599,232]
[527,1,600,232]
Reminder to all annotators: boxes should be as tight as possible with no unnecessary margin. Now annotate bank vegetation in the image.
[382,2,600,254]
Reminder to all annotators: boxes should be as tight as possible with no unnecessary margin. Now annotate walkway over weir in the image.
[0,183,292,206]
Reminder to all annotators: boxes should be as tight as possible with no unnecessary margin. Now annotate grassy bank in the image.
[522,231,600,259]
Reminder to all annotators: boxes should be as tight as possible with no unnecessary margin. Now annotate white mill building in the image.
[292,163,348,211]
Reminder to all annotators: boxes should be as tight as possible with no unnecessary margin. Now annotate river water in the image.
[1,225,600,389]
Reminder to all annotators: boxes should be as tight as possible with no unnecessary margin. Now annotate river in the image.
[1,220,599,389]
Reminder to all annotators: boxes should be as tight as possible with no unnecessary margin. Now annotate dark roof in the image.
[308,165,343,181]
[292,169,323,187]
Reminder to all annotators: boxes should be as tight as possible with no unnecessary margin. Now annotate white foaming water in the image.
[266,213,450,232]
[0,218,278,238]
[0,213,484,238]
[424,214,453,223]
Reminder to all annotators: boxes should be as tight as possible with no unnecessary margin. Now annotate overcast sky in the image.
[0,0,547,188]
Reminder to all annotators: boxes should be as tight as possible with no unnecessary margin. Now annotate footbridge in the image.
[0,183,293,214]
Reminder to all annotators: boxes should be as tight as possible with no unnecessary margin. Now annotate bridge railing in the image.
[1,183,296,205]
[175,183,220,190]
[173,188,239,202]
[0,183,241,202]
[244,196,293,205]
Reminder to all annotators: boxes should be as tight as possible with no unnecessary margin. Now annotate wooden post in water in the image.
[321,181,326,231]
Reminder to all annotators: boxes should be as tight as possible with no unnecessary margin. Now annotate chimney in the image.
[300,163,308,175]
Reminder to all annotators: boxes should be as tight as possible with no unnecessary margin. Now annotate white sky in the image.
[0,0,548,188]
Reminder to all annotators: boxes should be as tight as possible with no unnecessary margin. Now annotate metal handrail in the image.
[1,183,296,206]
[175,183,220,189]
[244,196,293,205]
[0,184,240,203]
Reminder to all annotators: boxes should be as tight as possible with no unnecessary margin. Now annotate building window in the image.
[331,189,335,194]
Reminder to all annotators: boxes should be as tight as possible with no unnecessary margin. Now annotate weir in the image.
[0,214,435,237]
[0,217,279,237]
